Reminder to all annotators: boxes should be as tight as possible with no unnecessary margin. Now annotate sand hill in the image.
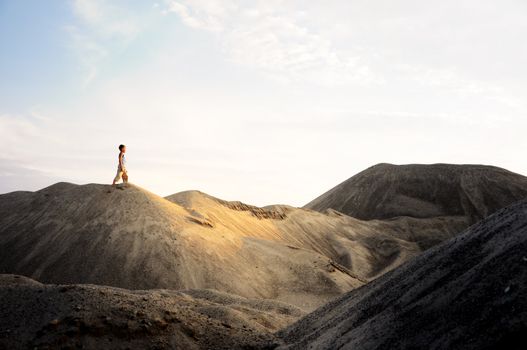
[0,182,424,310]
[0,183,357,311]
[305,163,527,221]
[1,191,525,349]
[277,197,527,349]
[1,164,526,313]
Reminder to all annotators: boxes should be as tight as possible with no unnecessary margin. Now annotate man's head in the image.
[119,144,126,153]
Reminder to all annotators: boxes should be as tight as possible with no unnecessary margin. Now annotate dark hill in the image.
[0,275,302,350]
[278,198,527,349]
[305,163,527,221]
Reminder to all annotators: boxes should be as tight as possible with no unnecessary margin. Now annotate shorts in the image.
[114,168,128,183]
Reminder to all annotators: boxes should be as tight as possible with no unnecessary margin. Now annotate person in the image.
[112,144,128,186]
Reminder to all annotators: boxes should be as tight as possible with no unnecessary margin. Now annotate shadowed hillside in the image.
[305,163,527,221]
[278,198,527,349]
[0,274,302,349]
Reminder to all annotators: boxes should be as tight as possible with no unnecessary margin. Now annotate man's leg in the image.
[122,169,128,184]
[113,170,123,185]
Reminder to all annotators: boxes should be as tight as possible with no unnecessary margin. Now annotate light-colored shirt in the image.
[118,153,126,170]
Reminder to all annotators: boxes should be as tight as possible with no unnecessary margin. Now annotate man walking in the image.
[112,144,128,186]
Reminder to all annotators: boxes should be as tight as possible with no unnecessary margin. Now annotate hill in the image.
[0,274,302,349]
[0,183,365,310]
[2,178,526,349]
[277,198,527,349]
[305,163,527,221]
[2,164,526,312]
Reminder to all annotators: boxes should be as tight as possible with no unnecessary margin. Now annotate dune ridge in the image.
[2,164,527,312]
[1,170,526,349]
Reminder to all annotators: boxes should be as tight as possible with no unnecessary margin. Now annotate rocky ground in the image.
[278,198,527,349]
[0,275,302,350]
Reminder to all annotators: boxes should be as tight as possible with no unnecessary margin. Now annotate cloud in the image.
[0,112,70,166]
[0,111,118,187]
[72,0,103,24]
[160,0,524,108]
[64,25,108,86]
[163,0,378,86]
[67,0,143,85]
[161,0,525,109]
[0,114,42,157]
[397,64,525,110]
[4,0,527,205]
[0,158,65,194]
[72,0,140,39]
[165,1,227,31]
[0,112,75,192]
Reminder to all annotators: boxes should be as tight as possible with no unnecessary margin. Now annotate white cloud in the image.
[72,0,103,23]
[0,113,64,161]
[72,0,140,39]
[0,114,42,158]
[64,25,108,86]
[398,64,525,110]
[164,0,378,86]
[0,158,66,194]
[4,0,527,205]
[67,0,143,85]
[160,0,527,111]
[165,1,227,31]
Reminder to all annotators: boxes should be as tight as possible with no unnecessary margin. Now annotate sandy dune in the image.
[1,178,526,349]
[0,183,357,311]
[1,164,526,313]
[277,198,527,349]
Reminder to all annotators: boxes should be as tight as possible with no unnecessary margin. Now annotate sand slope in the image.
[165,190,455,279]
[2,164,526,311]
[277,198,527,349]
[1,164,527,349]
[0,183,362,311]
[2,184,526,349]
[0,182,428,310]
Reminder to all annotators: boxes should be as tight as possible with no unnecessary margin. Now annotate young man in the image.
[112,144,128,186]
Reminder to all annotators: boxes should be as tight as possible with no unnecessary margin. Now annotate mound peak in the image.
[305,163,527,221]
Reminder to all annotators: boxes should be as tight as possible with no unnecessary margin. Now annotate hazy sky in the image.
[1,0,526,206]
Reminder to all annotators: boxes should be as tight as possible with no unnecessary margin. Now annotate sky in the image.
[1,0,526,206]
